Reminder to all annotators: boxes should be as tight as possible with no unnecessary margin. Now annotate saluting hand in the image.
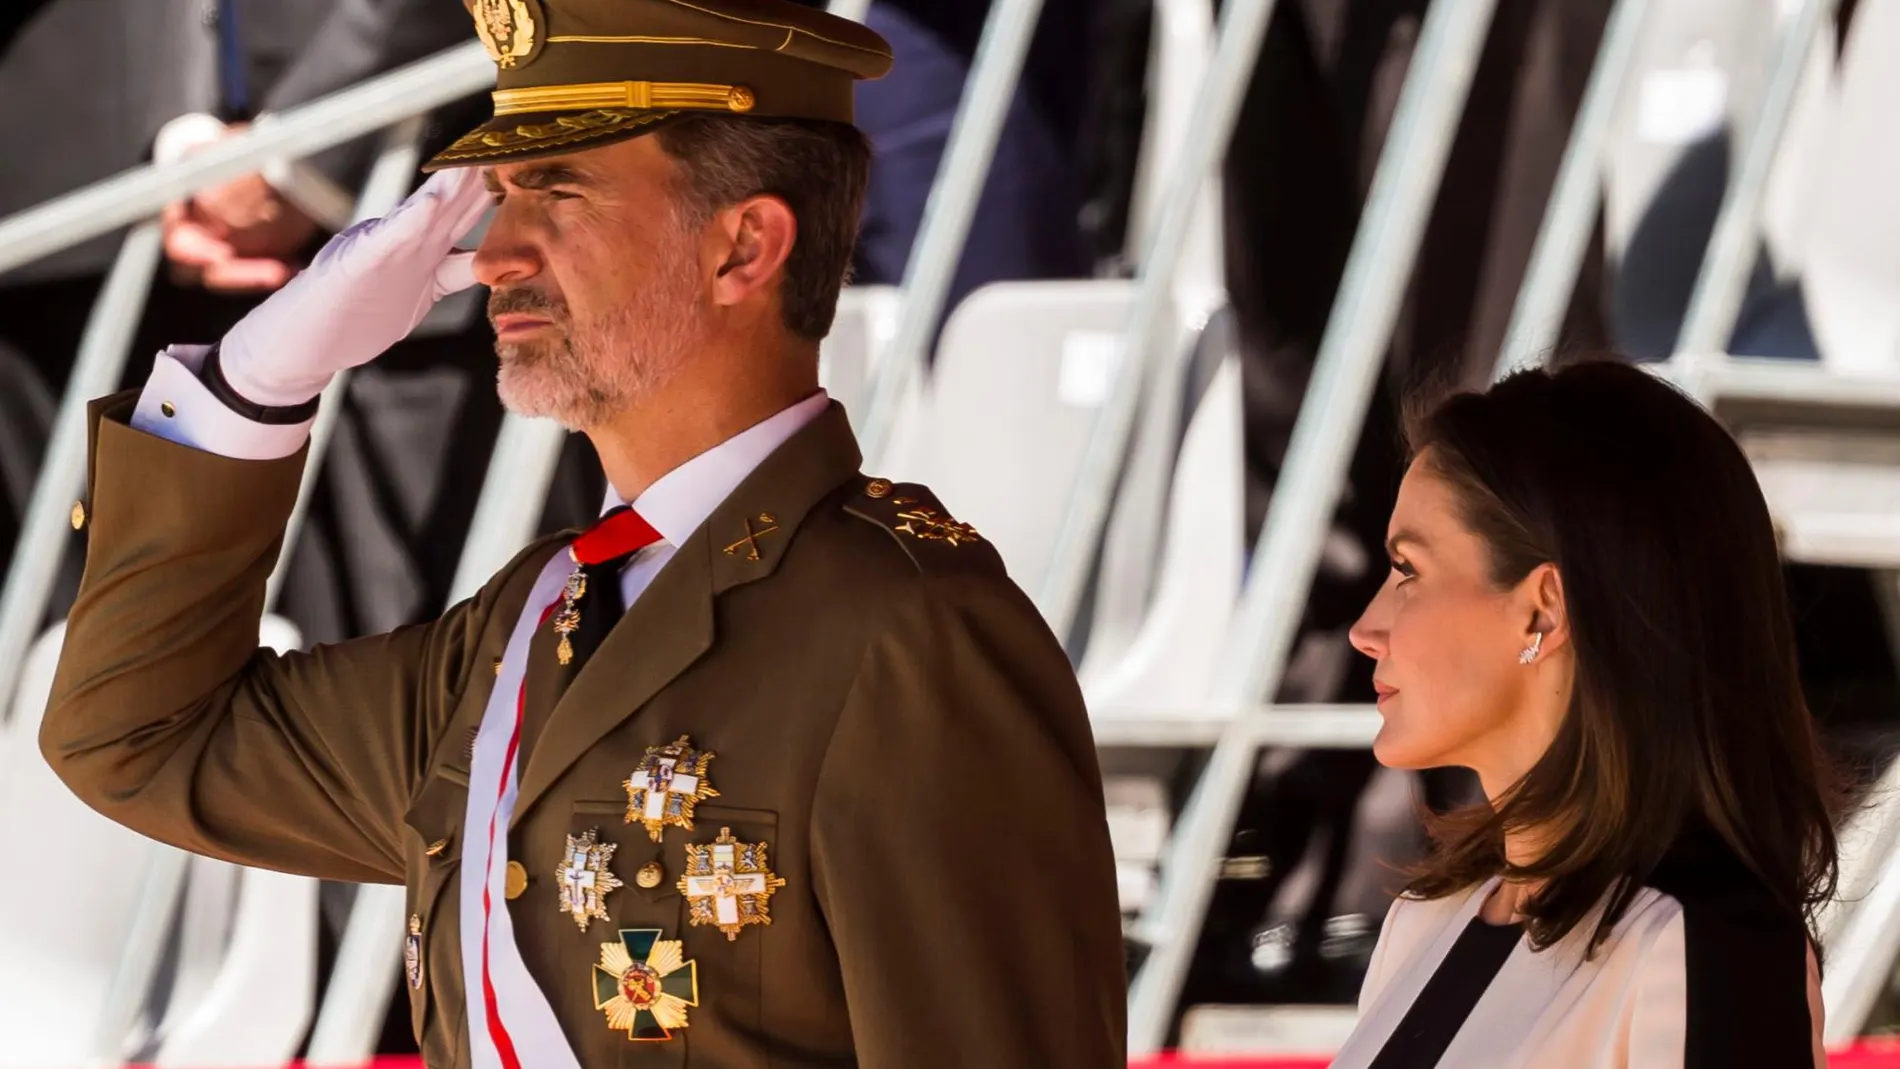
[215,167,492,408]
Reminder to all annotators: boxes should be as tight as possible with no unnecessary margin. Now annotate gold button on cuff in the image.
[160,401,177,418]
[505,860,528,900]
[635,861,664,890]
[865,478,892,499]
[69,501,87,531]
[425,838,449,857]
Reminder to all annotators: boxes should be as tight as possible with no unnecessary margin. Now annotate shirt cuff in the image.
[130,345,315,461]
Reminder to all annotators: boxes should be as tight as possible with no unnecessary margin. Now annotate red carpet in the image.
[136,1040,1900,1068]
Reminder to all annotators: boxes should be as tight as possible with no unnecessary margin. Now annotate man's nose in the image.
[472,211,541,289]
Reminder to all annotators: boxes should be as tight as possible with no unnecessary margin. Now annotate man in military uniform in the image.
[40,1,1127,1065]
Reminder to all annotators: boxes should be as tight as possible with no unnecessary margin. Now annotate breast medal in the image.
[557,829,625,931]
[679,827,787,941]
[623,736,719,842]
[404,914,424,990]
[592,929,699,1041]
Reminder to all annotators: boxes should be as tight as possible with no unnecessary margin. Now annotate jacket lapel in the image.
[510,403,864,824]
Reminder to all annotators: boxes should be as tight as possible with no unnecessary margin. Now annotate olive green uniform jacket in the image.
[42,393,1127,1068]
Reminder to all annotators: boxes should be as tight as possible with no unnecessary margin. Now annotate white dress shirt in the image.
[129,345,832,609]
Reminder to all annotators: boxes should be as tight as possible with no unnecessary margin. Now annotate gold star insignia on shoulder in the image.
[679,827,787,941]
[557,829,624,931]
[593,929,698,1041]
[623,736,719,842]
[892,499,983,548]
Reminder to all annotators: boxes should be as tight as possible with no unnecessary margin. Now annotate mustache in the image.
[488,287,567,321]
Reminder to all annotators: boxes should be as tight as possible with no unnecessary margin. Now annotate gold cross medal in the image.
[593,929,699,1041]
[557,830,624,931]
[624,736,719,842]
[680,827,787,941]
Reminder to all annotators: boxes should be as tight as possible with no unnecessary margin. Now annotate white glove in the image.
[217,167,492,407]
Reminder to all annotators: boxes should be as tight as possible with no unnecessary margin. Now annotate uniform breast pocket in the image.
[569,801,779,1058]
[404,769,470,1067]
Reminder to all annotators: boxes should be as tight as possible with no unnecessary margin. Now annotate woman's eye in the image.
[1390,558,1417,581]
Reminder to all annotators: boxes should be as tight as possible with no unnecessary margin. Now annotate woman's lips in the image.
[1372,681,1398,707]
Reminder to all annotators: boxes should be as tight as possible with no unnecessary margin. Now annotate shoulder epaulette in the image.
[842,476,1004,575]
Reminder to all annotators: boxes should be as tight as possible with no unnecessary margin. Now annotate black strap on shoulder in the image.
[196,342,322,425]
[1367,917,1521,1069]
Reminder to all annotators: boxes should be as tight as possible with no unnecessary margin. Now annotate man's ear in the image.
[710,193,796,309]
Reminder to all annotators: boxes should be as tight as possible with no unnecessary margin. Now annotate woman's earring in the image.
[1519,631,1544,665]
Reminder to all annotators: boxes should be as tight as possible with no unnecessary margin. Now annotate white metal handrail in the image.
[1036,0,1276,640]
[1674,0,1840,369]
[0,43,492,279]
[1125,0,1502,1051]
[857,0,1050,469]
[1495,0,1654,377]
[0,44,492,716]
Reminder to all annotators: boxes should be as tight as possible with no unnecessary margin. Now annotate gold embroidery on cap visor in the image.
[429,109,677,168]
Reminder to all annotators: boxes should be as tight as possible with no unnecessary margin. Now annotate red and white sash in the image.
[460,550,584,1069]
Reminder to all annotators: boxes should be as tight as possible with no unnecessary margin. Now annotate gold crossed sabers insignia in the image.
[624,736,719,842]
[679,827,787,941]
[557,829,625,932]
[722,513,780,562]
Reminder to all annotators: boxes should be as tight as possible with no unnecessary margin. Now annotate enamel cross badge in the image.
[593,929,699,1041]
[557,829,624,931]
[623,736,719,842]
[679,827,787,941]
[404,914,423,990]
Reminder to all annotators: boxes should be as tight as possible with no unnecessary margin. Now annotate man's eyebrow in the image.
[503,164,593,191]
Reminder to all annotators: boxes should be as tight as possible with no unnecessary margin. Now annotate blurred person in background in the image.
[0,0,476,628]
[1331,359,1835,1068]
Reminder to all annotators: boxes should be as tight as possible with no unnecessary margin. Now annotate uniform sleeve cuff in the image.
[129,346,315,461]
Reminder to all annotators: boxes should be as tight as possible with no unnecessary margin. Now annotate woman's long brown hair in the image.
[1403,360,1839,954]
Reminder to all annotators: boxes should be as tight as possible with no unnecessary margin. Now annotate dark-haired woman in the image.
[1329,360,1835,1068]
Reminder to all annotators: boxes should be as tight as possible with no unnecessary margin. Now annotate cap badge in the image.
[679,827,786,941]
[558,829,625,931]
[472,0,541,69]
[624,736,720,842]
[593,929,699,1041]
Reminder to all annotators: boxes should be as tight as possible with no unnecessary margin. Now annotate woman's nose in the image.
[1349,592,1388,660]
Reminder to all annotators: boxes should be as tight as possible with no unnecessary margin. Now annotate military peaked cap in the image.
[426,0,894,170]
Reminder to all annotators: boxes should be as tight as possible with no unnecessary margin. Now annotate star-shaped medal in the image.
[556,829,624,931]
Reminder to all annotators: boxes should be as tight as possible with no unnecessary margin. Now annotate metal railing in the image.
[0,42,495,721]
[1126,0,1501,1050]
[5,0,1898,1059]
